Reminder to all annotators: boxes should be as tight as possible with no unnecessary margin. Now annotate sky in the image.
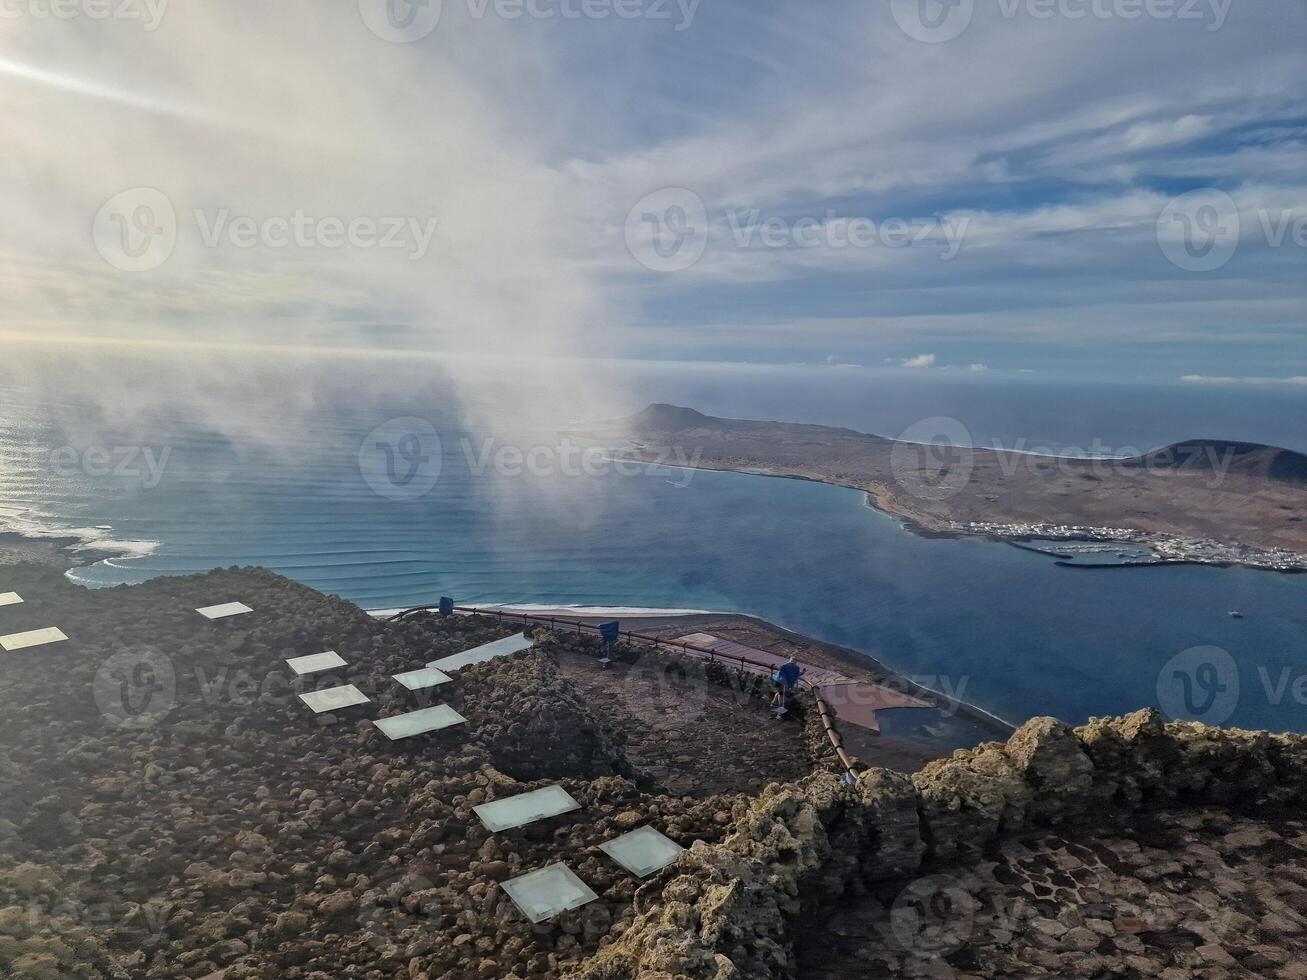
[0,0,1304,385]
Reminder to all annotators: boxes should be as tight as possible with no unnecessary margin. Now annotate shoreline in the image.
[614,453,1307,575]
[396,602,1016,739]
[0,527,1014,740]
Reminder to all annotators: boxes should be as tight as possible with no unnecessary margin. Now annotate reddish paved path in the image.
[677,632,929,733]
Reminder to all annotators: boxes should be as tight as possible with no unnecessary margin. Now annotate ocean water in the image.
[1,358,1305,732]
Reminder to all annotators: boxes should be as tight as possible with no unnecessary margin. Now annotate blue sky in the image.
[1,0,1304,384]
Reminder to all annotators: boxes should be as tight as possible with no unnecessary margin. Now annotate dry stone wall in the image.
[568,710,1307,980]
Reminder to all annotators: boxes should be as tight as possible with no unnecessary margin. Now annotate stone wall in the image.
[566,710,1307,980]
[536,631,840,776]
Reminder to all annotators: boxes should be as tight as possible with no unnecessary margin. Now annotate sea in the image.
[2,352,1305,733]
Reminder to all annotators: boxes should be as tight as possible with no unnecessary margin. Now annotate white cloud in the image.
[1180,375,1307,386]
[2,0,1304,382]
[902,353,937,369]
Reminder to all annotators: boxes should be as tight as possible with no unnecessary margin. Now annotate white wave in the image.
[0,504,160,561]
[63,566,107,586]
[368,601,720,618]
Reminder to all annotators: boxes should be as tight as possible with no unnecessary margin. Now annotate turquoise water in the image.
[1,364,1305,732]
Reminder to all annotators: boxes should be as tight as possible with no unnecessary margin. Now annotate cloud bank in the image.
[0,0,1303,385]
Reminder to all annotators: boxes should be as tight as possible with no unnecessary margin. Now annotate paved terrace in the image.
[675,632,930,732]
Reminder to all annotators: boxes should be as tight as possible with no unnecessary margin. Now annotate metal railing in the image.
[392,603,859,782]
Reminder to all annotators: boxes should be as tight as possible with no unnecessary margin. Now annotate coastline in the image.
[392,602,1016,741]
[0,526,1013,743]
[0,530,126,570]
[612,451,1307,574]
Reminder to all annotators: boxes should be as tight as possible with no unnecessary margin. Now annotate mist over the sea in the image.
[2,349,1305,733]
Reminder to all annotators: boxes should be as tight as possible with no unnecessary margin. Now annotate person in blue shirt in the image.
[771,656,804,714]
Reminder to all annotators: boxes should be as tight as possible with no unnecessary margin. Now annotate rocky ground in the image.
[554,612,996,768]
[555,649,816,797]
[799,807,1307,978]
[3,558,1305,980]
[0,563,816,979]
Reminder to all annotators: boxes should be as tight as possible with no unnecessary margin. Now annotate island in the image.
[593,404,1307,573]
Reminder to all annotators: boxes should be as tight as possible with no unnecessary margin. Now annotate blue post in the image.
[598,620,619,665]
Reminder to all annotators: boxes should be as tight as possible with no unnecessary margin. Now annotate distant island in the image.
[595,404,1307,573]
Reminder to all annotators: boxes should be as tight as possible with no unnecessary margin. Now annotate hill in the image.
[1127,439,1307,484]
[597,405,1307,568]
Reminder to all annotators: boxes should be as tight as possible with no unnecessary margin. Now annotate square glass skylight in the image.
[500,863,598,923]
[0,627,68,652]
[298,684,370,713]
[372,705,467,739]
[598,825,686,877]
[473,785,581,832]
[196,602,253,620]
[0,593,22,607]
[286,651,347,675]
[428,633,533,673]
[392,666,454,691]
